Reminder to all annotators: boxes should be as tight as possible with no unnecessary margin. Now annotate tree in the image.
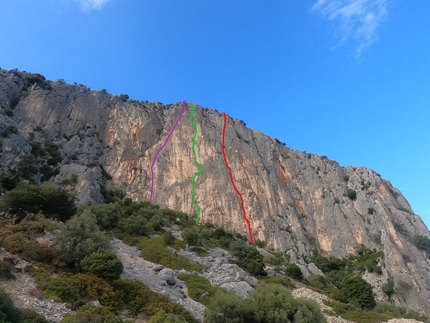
[81,249,123,281]
[340,275,376,309]
[56,210,109,268]
[0,182,76,221]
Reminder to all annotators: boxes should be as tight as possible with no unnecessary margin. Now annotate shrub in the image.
[119,94,129,102]
[61,305,123,323]
[177,274,220,305]
[393,222,408,236]
[396,280,411,296]
[311,254,346,273]
[162,231,176,246]
[259,276,294,289]
[81,249,123,281]
[56,210,109,268]
[99,183,125,204]
[149,310,189,323]
[0,182,76,221]
[0,172,20,191]
[9,97,20,109]
[123,214,148,236]
[412,235,430,254]
[340,275,376,309]
[0,288,25,323]
[81,203,121,230]
[139,237,204,273]
[204,290,254,323]
[285,263,303,280]
[182,227,201,246]
[1,125,18,138]
[16,155,39,179]
[346,188,357,201]
[112,280,194,321]
[252,283,325,323]
[0,260,14,279]
[229,241,266,276]
[382,278,395,299]
[254,239,266,248]
[20,308,49,323]
[0,218,60,264]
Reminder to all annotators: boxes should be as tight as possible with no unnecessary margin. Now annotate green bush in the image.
[412,235,430,254]
[139,237,204,273]
[20,308,49,323]
[61,305,124,323]
[0,217,61,264]
[204,283,326,323]
[0,172,20,191]
[311,254,347,273]
[1,125,18,138]
[285,263,303,280]
[393,222,408,236]
[0,182,76,221]
[81,249,123,281]
[229,240,266,276]
[149,309,189,323]
[340,275,376,309]
[112,280,195,321]
[99,183,125,204]
[346,188,357,201]
[0,260,14,280]
[80,203,121,230]
[0,288,26,323]
[162,231,176,246]
[204,290,254,323]
[182,227,201,246]
[259,276,294,289]
[56,210,109,268]
[177,274,220,305]
[381,278,395,299]
[123,214,148,236]
[119,94,129,102]
[16,155,39,179]
[352,246,383,274]
[34,271,119,310]
[254,283,326,323]
[340,310,393,323]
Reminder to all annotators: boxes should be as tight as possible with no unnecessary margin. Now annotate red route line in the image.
[222,112,254,245]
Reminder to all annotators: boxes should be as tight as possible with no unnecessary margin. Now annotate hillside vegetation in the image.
[0,177,428,323]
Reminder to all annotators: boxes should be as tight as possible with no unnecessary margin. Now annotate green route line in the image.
[189,102,203,222]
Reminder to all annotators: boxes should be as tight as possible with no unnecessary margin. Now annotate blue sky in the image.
[1,0,429,228]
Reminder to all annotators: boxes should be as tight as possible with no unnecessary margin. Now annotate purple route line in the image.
[150,100,188,202]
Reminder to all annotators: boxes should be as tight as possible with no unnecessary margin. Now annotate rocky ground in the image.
[0,248,71,322]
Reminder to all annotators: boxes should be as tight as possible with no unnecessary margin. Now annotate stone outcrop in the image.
[1,69,430,316]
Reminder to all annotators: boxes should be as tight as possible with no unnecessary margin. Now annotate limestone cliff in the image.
[1,68,429,316]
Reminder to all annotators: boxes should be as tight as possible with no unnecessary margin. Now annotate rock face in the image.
[1,69,430,317]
